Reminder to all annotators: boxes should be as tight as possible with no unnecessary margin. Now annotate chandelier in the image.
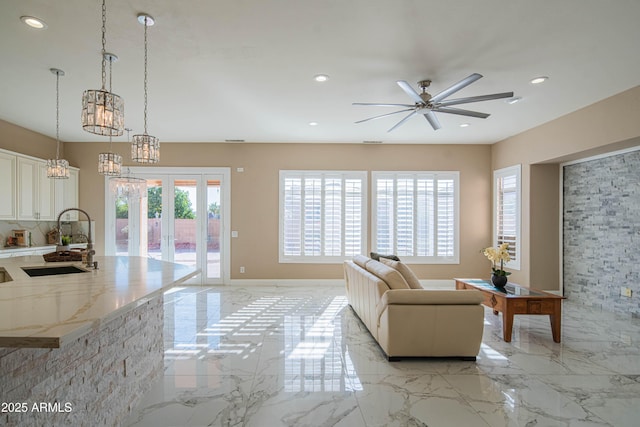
[98,53,122,176]
[131,14,159,163]
[110,168,147,200]
[47,68,70,179]
[81,0,124,137]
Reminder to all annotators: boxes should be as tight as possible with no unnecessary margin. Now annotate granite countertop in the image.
[0,255,199,348]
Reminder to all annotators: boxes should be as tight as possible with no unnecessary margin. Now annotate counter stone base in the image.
[1,295,164,426]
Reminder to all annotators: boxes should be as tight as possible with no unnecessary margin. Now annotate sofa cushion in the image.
[379,258,423,289]
[382,289,484,306]
[352,254,370,269]
[370,252,400,262]
[365,259,410,290]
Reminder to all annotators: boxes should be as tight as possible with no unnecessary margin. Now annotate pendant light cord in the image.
[108,57,113,150]
[100,0,107,90]
[143,15,149,135]
[55,71,60,160]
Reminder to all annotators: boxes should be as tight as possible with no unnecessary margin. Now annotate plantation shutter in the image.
[281,171,366,262]
[372,172,459,264]
[494,165,521,268]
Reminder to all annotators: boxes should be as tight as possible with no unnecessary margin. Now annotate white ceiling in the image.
[1,0,639,145]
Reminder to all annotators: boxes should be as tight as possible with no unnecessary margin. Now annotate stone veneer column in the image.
[563,149,640,316]
[0,295,164,426]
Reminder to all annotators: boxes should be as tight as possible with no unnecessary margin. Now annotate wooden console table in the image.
[455,278,565,343]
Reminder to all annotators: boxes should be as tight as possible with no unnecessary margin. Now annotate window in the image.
[494,165,521,270]
[279,171,367,263]
[372,172,459,264]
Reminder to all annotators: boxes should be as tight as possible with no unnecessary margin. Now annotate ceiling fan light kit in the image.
[354,73,514,131]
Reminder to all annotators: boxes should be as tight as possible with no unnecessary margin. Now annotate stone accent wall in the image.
[563,149,640,316]
[0,295,164,426]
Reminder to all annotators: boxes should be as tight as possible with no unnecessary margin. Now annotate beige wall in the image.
[65,141,492,280]
[491,85,640,289]
[0,119,62,160]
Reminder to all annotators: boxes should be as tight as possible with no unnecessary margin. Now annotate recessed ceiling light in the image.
[308,122,318,126]
[460,123,470,128]
[530,76,549,85]
[20,16,47,29]
[505,96,522,105]
[313,74,329,82]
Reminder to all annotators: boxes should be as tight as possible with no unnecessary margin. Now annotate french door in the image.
[105,167,230,285]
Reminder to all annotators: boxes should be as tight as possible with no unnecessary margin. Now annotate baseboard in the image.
[227,279,345,287]
[189,278,455,288]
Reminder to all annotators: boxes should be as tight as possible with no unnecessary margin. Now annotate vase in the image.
[491,273,508,289]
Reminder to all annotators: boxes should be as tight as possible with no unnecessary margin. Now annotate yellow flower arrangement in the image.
[483,243,512,277]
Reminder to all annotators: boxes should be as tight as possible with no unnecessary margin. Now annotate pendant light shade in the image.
[98,53,123,176]
[47,68,70,179]
[82,89,124,136]
[81,0,124,137]
[98,151,122,176]
[132,13,159,163]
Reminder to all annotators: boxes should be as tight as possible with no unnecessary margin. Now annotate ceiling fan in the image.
[353,73,514,131]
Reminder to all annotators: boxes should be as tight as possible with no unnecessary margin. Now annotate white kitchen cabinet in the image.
[0,151,16,219]
[17,157,56,221]
[55,167,79,221]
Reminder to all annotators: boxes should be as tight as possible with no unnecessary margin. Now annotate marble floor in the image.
[125,285,640,427]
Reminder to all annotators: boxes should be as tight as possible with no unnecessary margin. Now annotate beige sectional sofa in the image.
[344,254,485,360]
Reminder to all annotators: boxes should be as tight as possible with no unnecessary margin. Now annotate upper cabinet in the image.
[1,149,79,222]
[0,152,16,220]
[17,157,56,221]
[55,168,79,221]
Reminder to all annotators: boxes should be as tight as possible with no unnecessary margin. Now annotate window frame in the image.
[371,171,460,265]
[279,170,367,264]
[493,165,521,270]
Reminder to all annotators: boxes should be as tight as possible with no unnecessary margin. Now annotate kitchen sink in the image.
[21,265,89,277]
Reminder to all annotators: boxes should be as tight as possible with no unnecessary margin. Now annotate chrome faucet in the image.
[57,208,95,268]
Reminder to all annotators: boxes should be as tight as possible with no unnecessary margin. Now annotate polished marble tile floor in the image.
[125,285,640,427]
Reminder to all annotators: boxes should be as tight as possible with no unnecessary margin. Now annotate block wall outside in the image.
[563,149,640,316]
[0,295,164,426]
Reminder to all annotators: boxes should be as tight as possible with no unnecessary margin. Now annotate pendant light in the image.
[98,53,123,176]
[81,0,124,136]
[110,130,147,199]
[47,68,70,179]
[131,14,159,163]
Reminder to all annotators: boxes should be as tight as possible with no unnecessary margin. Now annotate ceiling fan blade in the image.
[423,111,441,130]
[354,108,415,124]
[388,110,418,132]
[433,106,490,119]
[435,92,514,107]
[430,73,483,103]
[352,102,415,108]
[397,80,425,104]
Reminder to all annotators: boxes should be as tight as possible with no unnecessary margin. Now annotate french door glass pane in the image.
[146,179,163,261]
[207,180,221,279]
[174,180,198,268]
[115,198,129,256]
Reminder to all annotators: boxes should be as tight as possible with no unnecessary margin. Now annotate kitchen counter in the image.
[0,243,86,257]
[0,255,199,348]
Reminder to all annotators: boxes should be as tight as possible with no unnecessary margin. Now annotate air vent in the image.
[362,140,383,144]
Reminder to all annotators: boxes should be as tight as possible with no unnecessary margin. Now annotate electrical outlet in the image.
[240,266,245,274]
[621,287,632,298]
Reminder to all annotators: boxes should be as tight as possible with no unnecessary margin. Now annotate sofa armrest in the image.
[376,289,483,324]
